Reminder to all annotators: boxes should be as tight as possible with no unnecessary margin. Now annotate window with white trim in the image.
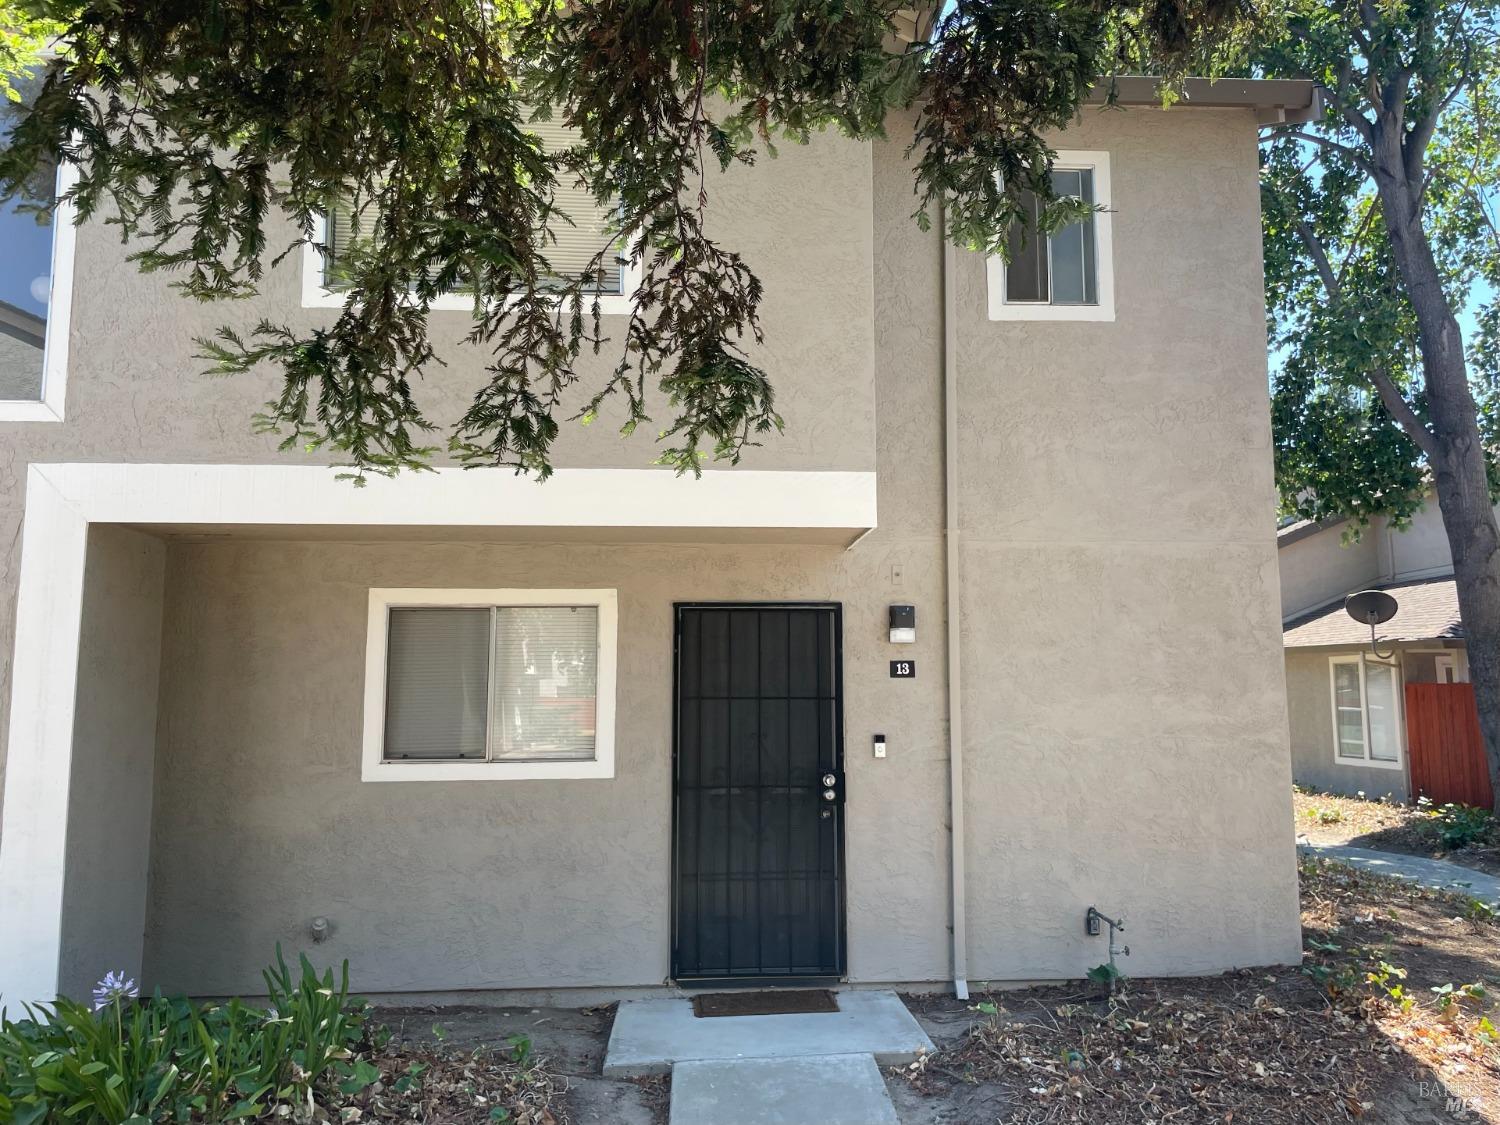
[0,73,75,420]
[362,588,617,781]
[303,115,639,312]
[1329,654,1403,768]
[986,150,1114,322]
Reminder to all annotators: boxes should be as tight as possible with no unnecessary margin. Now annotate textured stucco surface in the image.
[1277,501,1500,622]
[58,524,165,999]
[143,537,951,994]
[1284,647,1412,800]
[5,102,1303,995]
[929,106,1302,978]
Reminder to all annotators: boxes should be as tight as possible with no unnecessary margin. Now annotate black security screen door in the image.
[672,604,846,981]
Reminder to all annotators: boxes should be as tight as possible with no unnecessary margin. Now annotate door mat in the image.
[691,989,840,1018]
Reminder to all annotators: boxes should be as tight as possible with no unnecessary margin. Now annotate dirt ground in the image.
[370,857,1500,1124]
[1294,788,1500,877]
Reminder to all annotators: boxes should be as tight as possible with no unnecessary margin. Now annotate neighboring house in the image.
[1279,503,1493,805]
[0,73,1316,1006]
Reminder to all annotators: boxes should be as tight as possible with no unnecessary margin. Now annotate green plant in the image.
[1087,963,1125,988]
[1366,961,1415,1012]
[1304,805,1344,825]
[0,948,365,1124]
[1432,981,1488,1016]
[1427,803,1494,849]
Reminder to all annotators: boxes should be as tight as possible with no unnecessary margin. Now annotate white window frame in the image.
[1328,654,1404,770]
[0,161,77,421]
[986,150,1115,323]
[300,213,641,315]
[362,586,618,782]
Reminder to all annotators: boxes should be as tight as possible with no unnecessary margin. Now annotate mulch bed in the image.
[895,857,1500,1123]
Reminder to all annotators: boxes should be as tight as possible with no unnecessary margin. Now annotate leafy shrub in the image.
[0,948,368,1124]
[1426,802,1494,849]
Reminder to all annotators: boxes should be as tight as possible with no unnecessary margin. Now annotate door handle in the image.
[818,770,844,804]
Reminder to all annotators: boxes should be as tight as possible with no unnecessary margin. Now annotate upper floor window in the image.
[0,78,75,420]
[361,588,618,781]
[302,115,639,314]
[986,150,1114,323]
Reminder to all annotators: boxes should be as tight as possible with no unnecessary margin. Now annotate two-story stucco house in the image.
[0,76,1315,1006]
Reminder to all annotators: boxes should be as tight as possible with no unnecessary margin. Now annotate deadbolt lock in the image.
[822,773,837,787]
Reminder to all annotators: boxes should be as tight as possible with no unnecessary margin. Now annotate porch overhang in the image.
[0,462,877,1005]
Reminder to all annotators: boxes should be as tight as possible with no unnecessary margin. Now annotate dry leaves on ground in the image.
[899,858,1500,1124]
[336,1038,569,1125]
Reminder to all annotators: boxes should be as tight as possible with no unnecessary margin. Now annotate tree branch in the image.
[1405,70,1469,184]
[1286,212,1439,459]
[1277,128,1376,174]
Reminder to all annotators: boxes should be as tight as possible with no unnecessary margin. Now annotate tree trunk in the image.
[1373,139,1500,810]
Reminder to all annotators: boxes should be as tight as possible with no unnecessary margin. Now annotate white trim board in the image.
[0,462,877,1004]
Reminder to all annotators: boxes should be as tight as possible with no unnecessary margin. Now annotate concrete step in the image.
[669,1053,899,1125]
[602,989,935,1077]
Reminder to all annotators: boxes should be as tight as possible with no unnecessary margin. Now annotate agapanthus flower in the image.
[91,970,139,1011]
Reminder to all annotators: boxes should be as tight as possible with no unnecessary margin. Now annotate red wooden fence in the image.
[1405,682,1494,808]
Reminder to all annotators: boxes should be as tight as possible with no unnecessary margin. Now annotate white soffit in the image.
[33,463,879,536]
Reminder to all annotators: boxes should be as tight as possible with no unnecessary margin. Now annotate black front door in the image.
[672,604,846,981]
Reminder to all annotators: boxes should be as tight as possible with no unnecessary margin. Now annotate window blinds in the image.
[384,607,491,760]
[324,115,625,294]
[383,604,598,763]
[490,606,598,761]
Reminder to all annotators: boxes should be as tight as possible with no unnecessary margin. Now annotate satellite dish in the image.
[1344,589,1399,626]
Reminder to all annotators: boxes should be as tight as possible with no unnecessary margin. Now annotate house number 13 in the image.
[890,660,915,678]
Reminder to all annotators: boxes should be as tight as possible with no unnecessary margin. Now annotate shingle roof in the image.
[1283,577,1464,648]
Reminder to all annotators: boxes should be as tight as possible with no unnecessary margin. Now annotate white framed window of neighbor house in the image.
[302,114,640,314]
[362,588,618,781]
[1329,654,1403,770]
[0,79,77,422]
[986,150,1114,322]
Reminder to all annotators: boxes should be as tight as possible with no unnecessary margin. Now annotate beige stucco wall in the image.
[144,537,953,995]
[1278,525,1381,620]
[1277,502,1500,621]
[59,525,165,999]
[6,100,1303,995]
[0,120,877,810]
[937,106,1301,977]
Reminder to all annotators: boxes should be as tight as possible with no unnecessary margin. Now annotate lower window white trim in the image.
[986,149,1115,323]
[361,587,618,781]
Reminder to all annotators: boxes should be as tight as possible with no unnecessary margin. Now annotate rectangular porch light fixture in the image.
[889,603,916,644]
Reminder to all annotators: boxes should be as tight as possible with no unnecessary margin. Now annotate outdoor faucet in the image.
[1085,906,1130,975]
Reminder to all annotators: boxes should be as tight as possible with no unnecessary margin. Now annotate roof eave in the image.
[1088,77,1323,124]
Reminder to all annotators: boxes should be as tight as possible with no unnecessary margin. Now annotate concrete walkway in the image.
[670,1053,899,1125]
[1300,841,1500,906]
[604,990,932,1124]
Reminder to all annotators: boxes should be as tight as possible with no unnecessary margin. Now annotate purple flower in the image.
[91,970,139,1011]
